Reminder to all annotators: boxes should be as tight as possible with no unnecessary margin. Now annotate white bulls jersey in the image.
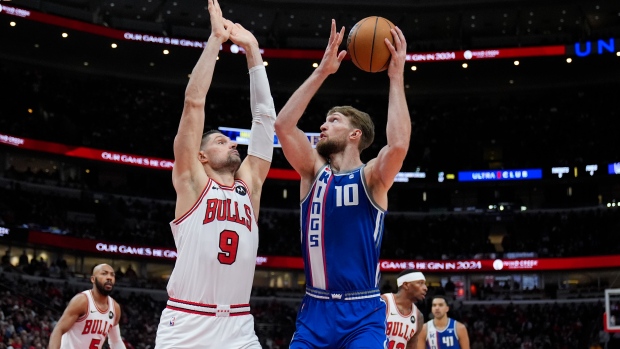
[61,290,117,349]
[384,293,420,349]
[167,178,258,305]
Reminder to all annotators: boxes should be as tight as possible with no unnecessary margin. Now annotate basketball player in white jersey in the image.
[154,0,276,348]
[382,269,427,349]
[48,263,125,349]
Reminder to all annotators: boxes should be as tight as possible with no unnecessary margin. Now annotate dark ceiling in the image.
[1,0,620,95]
[10,0,620,51]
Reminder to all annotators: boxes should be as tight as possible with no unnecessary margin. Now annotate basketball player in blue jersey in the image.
[417,296,470,349]
[275,19,411,349]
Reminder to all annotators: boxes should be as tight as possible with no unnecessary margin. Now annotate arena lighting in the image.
[0,132,615,182]
[586,165,598,176]
[25,231,620,271]
[551,166,570,178]
[458,169,542,182]
[5,3,618,63]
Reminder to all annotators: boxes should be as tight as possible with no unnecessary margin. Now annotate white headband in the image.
[397,272,426,287]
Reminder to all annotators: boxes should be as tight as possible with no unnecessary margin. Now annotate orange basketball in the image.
[347,16,395,73]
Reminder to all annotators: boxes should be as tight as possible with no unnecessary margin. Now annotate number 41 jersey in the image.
[300,164,385,292]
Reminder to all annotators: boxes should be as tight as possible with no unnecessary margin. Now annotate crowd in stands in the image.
[0,268,613,349]
[1,58,619,173]
[2,171,619,260]
[1,36,620,349]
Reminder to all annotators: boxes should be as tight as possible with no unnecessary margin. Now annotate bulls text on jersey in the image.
[387,321,415,343]
[81,319,113,337]
[203,198,252,231]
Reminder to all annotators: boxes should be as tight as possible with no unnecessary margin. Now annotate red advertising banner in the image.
[1,4,566,62]
[0,133,174,170]
[407,46,566,63]
[28,231,620,272]
[0,132,300,180]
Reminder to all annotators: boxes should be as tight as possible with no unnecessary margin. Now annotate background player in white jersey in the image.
[275,18,411,348]
[382,270,427,349]
[48,264,125,349]
[417,295,470,349]
[153,0,276,348]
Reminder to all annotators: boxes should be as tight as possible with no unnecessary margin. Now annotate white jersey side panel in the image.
[385,293,420,347]
[61,290,117,349]
[167,179,259,305]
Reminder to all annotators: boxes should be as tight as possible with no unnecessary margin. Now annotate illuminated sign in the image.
[406,45,566,62]
[25,231,620,271]
[218,127,320,148]
[379,255,620,272]
[551,166,570,178]
[574,38,616,57]
[0,226,9,237]
[1,4,589,63]
[96,243,177,259]
[609,162,620,175]
[458,169,542,182]
[394,171,426,182]
[0,4,31,18]
[586,164,598,176]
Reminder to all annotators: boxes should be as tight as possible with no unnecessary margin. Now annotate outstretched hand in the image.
[229,23,259,51]
[207,0,232,43]
[385,26,407,78]
[317,19,347,75]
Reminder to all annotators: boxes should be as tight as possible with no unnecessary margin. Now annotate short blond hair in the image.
[327,106,375,152]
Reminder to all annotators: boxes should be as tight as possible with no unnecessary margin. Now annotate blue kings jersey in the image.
[300,164,385,291]
[425,318,461,349]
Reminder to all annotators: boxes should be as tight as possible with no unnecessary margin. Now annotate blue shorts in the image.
[289,290,387,349]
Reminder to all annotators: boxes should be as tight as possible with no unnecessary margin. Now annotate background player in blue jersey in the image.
[417,296,470,349]
[275,19,411,349]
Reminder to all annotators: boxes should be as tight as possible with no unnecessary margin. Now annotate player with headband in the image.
[381,269,427,349]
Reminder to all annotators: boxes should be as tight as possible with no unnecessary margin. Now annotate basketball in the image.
[347,16,395,73]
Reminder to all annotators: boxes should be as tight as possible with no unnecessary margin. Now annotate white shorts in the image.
[155,304,261,349]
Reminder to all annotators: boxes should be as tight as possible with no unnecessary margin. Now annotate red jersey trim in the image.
[168,297,249,308]
[390,293,414,318]
[76,293,89,322]
[166,305,251,317]
[172,180,211,225]
[90,290,110,314]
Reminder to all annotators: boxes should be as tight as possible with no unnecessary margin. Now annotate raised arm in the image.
[274,19,347,180]
[365,26,411,209]
[230,22,276,218]
[416,323,428,349]
[48,293,88,349]
[172,0,231,218]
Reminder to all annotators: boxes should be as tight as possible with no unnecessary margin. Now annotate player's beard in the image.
[316,137,347,159]
[95,278,113,296]
[223,154,242,172]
